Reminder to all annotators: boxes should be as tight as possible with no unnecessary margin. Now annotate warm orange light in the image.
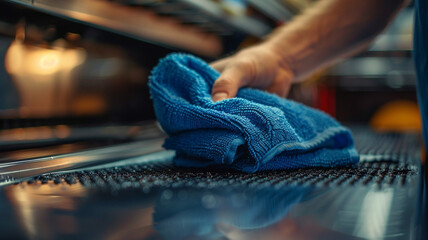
[55,125,71,139]
[4,39,86,118]
[38,53,60,73]
[71,95,106,116]
[5,42,85,77]
[0,126,55,141]
[370,100,422,132]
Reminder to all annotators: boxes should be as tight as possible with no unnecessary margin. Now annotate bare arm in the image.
[211,0,409,102]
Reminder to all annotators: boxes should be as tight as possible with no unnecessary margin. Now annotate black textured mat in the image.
[24,128,421,190]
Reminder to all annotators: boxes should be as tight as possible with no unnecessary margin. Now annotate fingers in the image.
[210,58,229,72]
[210,48,294,101]
[211,65,249,102]
[266,71,292,98]
[266,81,290,98]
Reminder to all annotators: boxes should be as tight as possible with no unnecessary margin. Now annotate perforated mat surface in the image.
[24,127,422,190]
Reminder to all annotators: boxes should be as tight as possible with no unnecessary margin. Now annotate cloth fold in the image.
[149,53,359,173]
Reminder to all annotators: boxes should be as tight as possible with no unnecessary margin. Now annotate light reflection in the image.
[4,183,87,239]
[71,95,106,116]
[2,183,402,239]
[4,183,156,240]
[0,125,70,142]
[5,39,86,76]
[353,189,394,240]
[55,125,71,139]
[0,143,92,163]
[2,23,151,119]
[4,37,86,118]
[153,187,316,240]
[37,52,60,74]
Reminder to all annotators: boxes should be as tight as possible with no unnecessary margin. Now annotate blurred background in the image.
[0,2,424,239]
[0,0,420,150]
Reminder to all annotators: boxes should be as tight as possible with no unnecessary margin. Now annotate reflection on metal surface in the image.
[6,0,223,56]
[0,137,165,179]
[5,183,87,239]
[55,125,71,139]
[3,182,156,240]
[1,181,423,240]
[153,187,312,240]
[5,37,87,118]
[0,23,155,122]
[0,143,97,163]
[0,124,153,150]
[0,128,419,239]
[1,126,55,141]
[353,190,393,240]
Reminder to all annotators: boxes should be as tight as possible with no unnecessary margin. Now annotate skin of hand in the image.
[210,0,408,102]
[210,43,294,102]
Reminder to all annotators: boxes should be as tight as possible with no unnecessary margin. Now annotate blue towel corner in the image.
[149,53,359,173]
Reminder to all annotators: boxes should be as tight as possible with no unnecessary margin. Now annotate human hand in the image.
[210,44,294,102]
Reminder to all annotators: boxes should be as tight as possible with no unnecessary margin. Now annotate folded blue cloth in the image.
[149,53,359,173]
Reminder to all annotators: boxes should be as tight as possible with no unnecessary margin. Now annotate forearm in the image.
[264,0,408,82]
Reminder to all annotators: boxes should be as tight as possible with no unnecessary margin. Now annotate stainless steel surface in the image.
[5,0,223,56]
[179,0,271,37]
[0,167,423,240]
[0,125,158,150]
[0,122,167,180]
[247,0,295,22]
[0,138,165,180]
[0,127,424,240]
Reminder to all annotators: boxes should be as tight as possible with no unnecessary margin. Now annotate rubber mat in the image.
[24,128,421,190]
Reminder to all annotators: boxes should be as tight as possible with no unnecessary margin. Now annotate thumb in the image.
[211,67,247,102]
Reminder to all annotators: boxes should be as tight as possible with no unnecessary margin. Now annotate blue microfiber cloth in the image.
[149,53,359,173]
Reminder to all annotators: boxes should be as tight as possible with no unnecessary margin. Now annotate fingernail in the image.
[212,92,228,102]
